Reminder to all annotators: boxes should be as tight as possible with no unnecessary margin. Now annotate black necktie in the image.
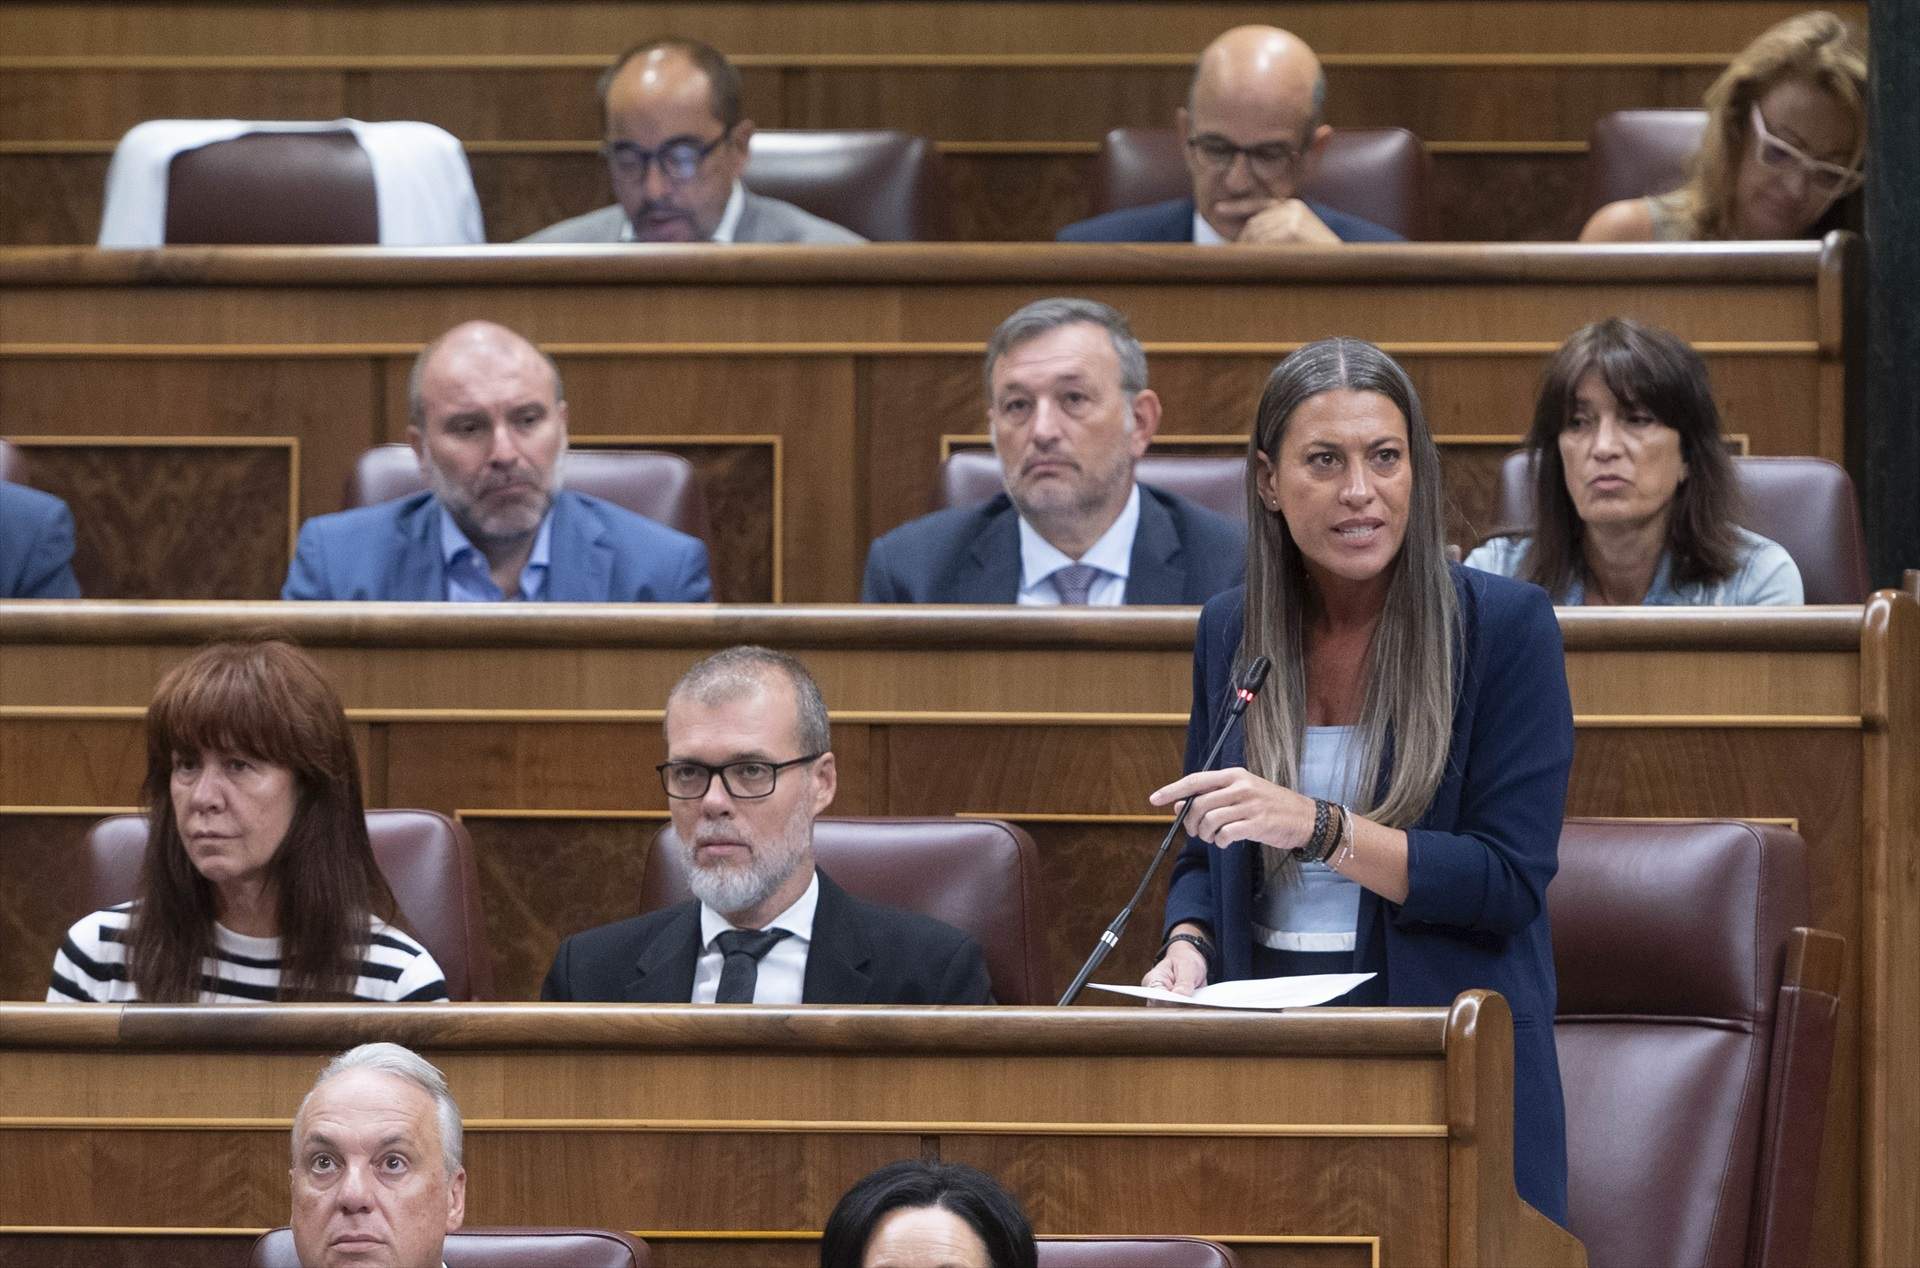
[712,927,791,1004]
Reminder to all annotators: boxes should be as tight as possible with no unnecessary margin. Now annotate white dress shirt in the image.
[619,180,747,243]
[691,870,819,1004]
[1015,483,1140,606]
[1191,209,1229,245]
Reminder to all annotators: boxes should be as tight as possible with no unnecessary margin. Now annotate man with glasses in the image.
[523,39,864,244]
[541,646,991,1004]
[1059,26,1400,245]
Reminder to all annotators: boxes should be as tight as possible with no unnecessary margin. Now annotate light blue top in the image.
[1463,525,1803,605]
[438,505,553,602]
[1253,725,1366,952]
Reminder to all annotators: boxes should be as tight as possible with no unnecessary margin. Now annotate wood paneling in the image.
[0,998,1578,1268]
[0,596,1913,1266]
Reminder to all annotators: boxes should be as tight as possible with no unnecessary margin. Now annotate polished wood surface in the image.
[0,240,1858,601]
[0,596,1914,1264]
[0,1,1866,243]
[0,996,1584,1268]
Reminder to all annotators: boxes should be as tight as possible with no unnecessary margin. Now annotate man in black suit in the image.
[861,298,1245,605]
[1057,26,1400,245]
[541,646,991,1004]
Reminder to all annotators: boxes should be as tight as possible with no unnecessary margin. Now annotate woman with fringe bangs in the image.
[48,637,447,1003]
[1143,338,1572,1224]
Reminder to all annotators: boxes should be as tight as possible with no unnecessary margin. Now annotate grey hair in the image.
[668,645,831,754]
[1241,338,1458,883]
[983,298,1148,401]
[293,1042,464,1177]
[407,323,567,430]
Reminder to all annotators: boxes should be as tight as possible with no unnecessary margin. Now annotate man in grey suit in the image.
[522,38,863,245]
[862,298,1246,605]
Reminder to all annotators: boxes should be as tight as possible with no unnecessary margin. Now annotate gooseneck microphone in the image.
[1056,655,1272,1006]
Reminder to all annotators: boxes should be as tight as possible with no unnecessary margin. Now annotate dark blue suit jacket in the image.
[281,489,711,602]
[1164,566,1570,1224]
[1058,196,1403,243]
[540,868,993,1004]
[860,484,1246,604]
[0,481,81,598]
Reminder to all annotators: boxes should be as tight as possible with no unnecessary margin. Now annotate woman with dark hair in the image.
[1142,338,1572,1223]
[1581,10,1865,241]
[820,1159,1036,1268]
[48,638,448,1003]
[1466,318,1802,605]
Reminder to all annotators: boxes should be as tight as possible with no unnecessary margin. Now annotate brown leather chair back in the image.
[745,130,948,241]
[1037,1236,1240,1266]
[166,130,380,244]
[251,1226,650,1267]
[1090,126,1430,240]
[1582,108,1708,219]
[343,444,711,543]
[937,450,1247,524]
[85,809,496,1001]
[645,817,1053,1004]
[1494,451,1868,602]
[1552,819,1842,1268]
[0,438,25,484]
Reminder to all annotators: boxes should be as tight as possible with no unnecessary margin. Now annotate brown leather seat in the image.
[343,444,711,543]
[1552,819,1843,1268]
[646,817,1053,1004]
[1037,1236,1240,1266]
[249,1226,649,1267]
[745,129,948,241]
[937,450,1246,524]
[1089,126,1431,240]
[1493,451,1869,602]
[86,809,496,1001]
[1581,108,1709,219]
[166,130,379,244]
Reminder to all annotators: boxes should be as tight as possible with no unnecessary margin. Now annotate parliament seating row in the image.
[0,240,1862,602]
[0,0,1868,243]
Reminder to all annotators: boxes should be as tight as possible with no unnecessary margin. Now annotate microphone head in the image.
[1238,656,1272,697]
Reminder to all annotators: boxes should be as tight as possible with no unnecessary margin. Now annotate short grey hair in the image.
[407,322,567,430]
[983,298,1148,401]
[293,1042,464,1177]
[668,645,831,754]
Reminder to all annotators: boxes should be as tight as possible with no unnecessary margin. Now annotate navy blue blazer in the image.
[540,868,993,1004]
[860,484,1246,604]
[1164,566,1571,1224]
[282,489,711,602]
[1058,196,1403,243]
[0,481,81,598]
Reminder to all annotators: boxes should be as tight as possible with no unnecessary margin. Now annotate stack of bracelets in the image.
[1299,798,1355,866]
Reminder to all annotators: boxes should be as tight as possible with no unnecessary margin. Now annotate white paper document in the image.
[1088,972,1376,1010]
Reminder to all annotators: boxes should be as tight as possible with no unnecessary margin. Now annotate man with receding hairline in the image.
[1058,25,1401,244]
[522,37,863,244]
[542,645,991,1004]
[282,319,711,602]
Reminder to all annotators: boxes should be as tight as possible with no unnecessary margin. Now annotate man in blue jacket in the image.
[283,320,710,603]
[0,479,82,598]
[1058,25,1401,246]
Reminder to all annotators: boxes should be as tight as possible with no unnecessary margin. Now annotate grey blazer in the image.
[519,188,865,244]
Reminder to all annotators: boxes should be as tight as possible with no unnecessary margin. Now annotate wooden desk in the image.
[0,997,1584,1268]
[0,0,1866,243]
[0,240,1860,602]
[0,595,1915,1265]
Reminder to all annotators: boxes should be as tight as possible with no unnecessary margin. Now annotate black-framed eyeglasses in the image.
[601,127,734,185]
[656,753,823,800]
[1185,133,1305,181]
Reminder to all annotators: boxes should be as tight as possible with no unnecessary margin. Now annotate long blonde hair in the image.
[1240,340,1458,882]
[1675,11,1866,239]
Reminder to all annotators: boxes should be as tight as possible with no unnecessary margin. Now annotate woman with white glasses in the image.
[1580,10,1865,242]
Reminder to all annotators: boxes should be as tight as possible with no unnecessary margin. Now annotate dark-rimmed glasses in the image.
[601,127,734,186]
[1185,132,1306,182]
[656,753,823,800]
